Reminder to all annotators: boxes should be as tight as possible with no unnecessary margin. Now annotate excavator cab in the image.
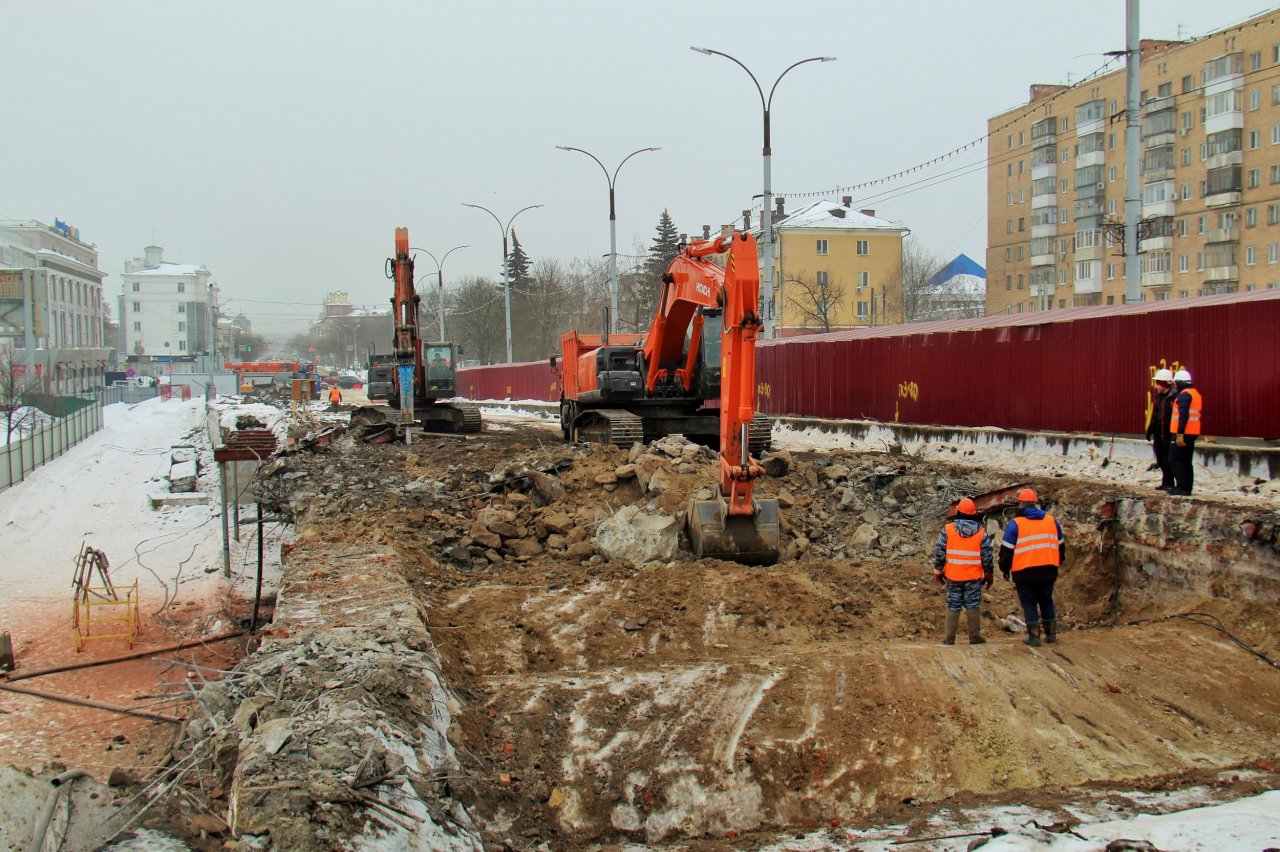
[424,343,456,396]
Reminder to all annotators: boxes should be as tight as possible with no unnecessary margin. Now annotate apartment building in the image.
[755,197,908,335]
[119,245,219,366]
[0,218,114,392]
[987,9,1280,315]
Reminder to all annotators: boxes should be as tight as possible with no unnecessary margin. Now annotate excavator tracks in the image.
[748,414,773,456]
[451,402,483,434]
[574,409,644,448]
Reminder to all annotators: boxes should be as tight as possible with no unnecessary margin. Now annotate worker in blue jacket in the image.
[999,488,1066,647]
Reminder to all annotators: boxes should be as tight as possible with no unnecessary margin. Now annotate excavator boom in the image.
[685,231,780,565]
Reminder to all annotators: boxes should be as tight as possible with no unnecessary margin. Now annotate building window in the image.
[856,301,869,318]
[1007,162,1013,177]
[1061,148,1069,163]
[1251,90,1262,111]
[1005,247,1011,262]
[1252,51,1263,70]
[1017,217,1025,232]
[1018,188,1025,203]
[133,321,141,331]
[131,282,139,292]
[179,340,186,350]
[1018,159,1024,174]
[816,238,828,255]
[1008,135,1013,149]
[1270,243,1279,263]
[856,240,869,255]
[1182,74,1194,93]
[1201,143,1208,160]
[1181,147,1191,166]
[1005,276,1012,291]
[1270,204,1280,225]
[132,301,140,312]
[1108,133,1115,150]
[1017,246,1024,261]
[1108,199,1117,215]
[1179,218,1188,236]
[1017,274,1024,289]
[177,282,185,293]
[1106,263,1114,280]
[1059,268,1068,284]
[1061,207,1069,223]
[1007,220,1013,234]
[1198,215,1207,233]
[1249,168,1261,189]
[1109,165,1117,182]
[1019,131,1025,146]
[1250,129,1261,150]
[1179,254,1188,272]
[177,303,186,313]
[857,271,869,287]
[178,321,187,332]
[1248,207,1258,227]
[1181,182,1191,200]
[1247,245,1257,265]
[1061,177,1068,193]
[1197,252,1205,270]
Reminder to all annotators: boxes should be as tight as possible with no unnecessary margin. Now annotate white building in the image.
[119,245,220,368]
[0,218,114,392]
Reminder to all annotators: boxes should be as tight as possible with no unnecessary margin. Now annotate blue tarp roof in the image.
[927,253,986,288]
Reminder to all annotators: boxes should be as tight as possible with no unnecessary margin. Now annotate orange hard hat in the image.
[956,497,977,515]
[1017,488,1038,502]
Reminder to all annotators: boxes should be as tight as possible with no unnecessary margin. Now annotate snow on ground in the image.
[750,784,1280,851]
[0,397,286,654]
[774,421,1280,507]
[0,406,51,445]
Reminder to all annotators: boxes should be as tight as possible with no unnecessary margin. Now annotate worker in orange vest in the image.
[999,488,1065,646]
[1168,369,1202,496]
[328,385,342,405]
[932,497,995,645]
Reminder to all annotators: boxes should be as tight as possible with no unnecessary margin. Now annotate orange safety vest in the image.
[1011,515,1061,572]
[329,387,341,403]
[943,523,985,582]
[1170,387,1202,435]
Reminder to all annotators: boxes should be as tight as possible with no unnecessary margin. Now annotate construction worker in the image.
[999,488,1065,647]
[328,384,342,405]
[1168,369,1202,496]
[932,497,994,645]
[1146,368,1176,490]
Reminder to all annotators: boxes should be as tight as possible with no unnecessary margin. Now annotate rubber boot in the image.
[966,609,986,644]
[942,611,960,645]
[1024,623,1042,647]
[1043,620,1057,644]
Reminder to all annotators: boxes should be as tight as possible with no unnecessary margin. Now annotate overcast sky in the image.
[4,0,1270,338]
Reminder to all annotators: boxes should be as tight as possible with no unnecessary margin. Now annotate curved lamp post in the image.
[691,47,835,338]
[412,245,468,341]
[462,203,543,363]
[555,145,661,334]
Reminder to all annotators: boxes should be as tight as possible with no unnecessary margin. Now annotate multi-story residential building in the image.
[119,245,219,367]
[987,10,1280,315]
[0,218,114,392]
[755,197,909,335]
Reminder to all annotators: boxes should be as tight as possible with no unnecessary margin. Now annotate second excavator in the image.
[353,228,481,437]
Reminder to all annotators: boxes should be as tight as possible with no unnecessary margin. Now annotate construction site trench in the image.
[170,413,1280,850]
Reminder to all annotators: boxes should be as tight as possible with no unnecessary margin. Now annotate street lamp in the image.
[691,47,836,339]
[461,202,543,363]
[555,145,661,334]
[412,245,468,341]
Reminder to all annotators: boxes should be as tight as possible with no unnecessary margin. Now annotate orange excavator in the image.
[557,229,779,563]
[352,228,480,436]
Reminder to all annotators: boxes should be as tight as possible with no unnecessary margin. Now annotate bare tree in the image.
[448,276,506,364]
[784,272,847,333]
[0,349,43,444]
[885,238,947,324]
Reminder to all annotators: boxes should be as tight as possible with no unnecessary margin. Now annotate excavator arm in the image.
[641,241,722,395]
[685,231,780,564]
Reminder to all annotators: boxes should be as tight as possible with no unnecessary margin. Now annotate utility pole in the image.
[1124,0,1142,303]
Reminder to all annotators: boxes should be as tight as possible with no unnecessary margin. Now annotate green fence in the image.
[0,401,104,491]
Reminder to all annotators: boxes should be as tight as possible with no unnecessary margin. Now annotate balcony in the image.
[1204,227,1239,244]
[1205,191,1242,208]
[1205,265,1239,282]
[1030,250,1056,267]
[1075,197,1106,221]
[1075,244,1103,261]
[1030,192,1057,209]
[1143,200,1177,218]
[1141,236,1174,252]
[1075,100,1106,137]
[1141,271,1173,288]
[1075,149,1106,169]
[1201,281,1239,295]
[1031,116,1059,146]
[1031,221,1058,239]
[1073,275,1103,295]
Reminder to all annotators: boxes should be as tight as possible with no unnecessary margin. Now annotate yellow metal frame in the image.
[73,580,139,652]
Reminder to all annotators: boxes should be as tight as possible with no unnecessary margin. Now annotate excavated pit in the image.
[205,422,1280,850]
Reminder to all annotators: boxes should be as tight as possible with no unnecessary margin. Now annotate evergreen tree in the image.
[645,209,681,276]
[505,230,532,290]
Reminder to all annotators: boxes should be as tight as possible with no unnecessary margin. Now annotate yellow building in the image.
[987,9,1280,315]
[758,197,908,335]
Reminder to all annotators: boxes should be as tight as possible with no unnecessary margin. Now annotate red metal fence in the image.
[456,290,1280,439]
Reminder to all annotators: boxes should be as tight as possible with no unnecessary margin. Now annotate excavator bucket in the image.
[687,493,781,566]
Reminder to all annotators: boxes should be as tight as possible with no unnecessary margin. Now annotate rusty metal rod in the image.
[2,631,246,683]
[0,683,182,724]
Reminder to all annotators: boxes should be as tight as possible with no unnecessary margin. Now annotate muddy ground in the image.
[121,414,1265,850]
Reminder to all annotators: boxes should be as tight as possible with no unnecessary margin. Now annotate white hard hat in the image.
[1153,369,1174,382]
[1173,369,1192,382]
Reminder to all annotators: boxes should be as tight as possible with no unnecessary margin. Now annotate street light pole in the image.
[462,202,543,363]
[555,145,661,334]
[691,47,835,339]
[413,245,469,341]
